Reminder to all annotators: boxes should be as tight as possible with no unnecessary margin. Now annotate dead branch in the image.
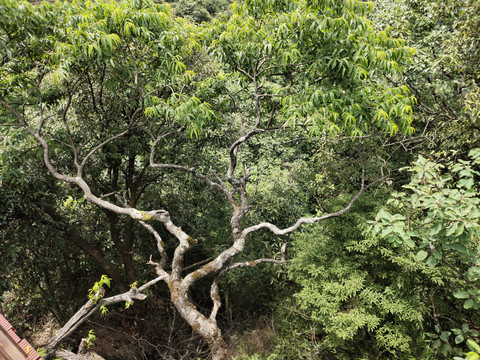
[44,276,165,359]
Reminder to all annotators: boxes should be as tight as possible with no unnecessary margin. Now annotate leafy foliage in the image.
[368,150,480,358]
[372,150,480,307]
[169,0,232,23]
[0,0,447,359]
[287,194,430,359]
[371,0,480,151]
[209,0,416,137]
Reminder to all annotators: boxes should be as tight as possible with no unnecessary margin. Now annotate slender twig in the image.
[139,220,168,269]
[79,128,131,174]
[241,142,366,237]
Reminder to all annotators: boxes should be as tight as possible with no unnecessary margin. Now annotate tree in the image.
[432,0,480,128]
[367,149,480,358]
[265,1,480,357]
[0,0,415,358]
[285,171,430,358]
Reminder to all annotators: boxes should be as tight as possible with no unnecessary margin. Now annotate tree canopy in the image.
[1,0,478,359]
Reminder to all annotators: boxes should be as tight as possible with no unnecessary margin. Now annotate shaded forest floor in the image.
[25,297,277,359]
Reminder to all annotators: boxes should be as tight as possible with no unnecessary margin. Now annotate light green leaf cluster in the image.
[289,196,429,357]
[0,0,219,139]
[145,92,216,137]
[372,150,480,299]
[88,274,111,301]
[85,329,96,349]
[51,0,178,60]
[207,0,416,137]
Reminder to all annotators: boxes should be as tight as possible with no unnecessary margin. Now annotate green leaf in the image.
[429,222,443,235]
[466,352,480,360]
[468,148,480,161]
[376,209,392,221]
[432,249,442,259]
[464,299,474,309]
[404,238,415,248]
[455,334,465,344]
[415,250,428,261]
[455,222,465,236]
[439,343,450,356]
[467,267,480,281]
[446,222,458,236]
[468,339,480,352]
[100,275,111,288]
[426,255,438,266]
[458,178,474,189]
[440,331,451,342]
[453,290,471,299]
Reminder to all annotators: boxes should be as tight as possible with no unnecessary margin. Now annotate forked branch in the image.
[209,243,287,320]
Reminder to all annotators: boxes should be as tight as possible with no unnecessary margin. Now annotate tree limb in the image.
[209,243,287,320]
[139,220,168,269]
[44,276,166,359]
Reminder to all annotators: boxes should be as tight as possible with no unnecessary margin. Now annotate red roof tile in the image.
[0,313,42,360]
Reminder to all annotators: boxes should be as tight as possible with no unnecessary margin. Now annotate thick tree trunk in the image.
[209,336,229,360]
[170,282,229,360]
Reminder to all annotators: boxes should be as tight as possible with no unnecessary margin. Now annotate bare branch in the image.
[0,122,23,127]
[79,128,131,175]
[182,232,246,288]
[226,61,284,186]
[0,100,201,285]
[44,275,166,359]
[150,127,231,198]
[139,220,168,268]
[224,244,287,271]
[241,143,366,238]
[226,128,262,183]
[151,162,230,197]
[0,97,29,127]
[241,194,364,236]
[55,349,105,360]
[137,210,200,281]
[256,60,312,77]
[61,88,80,169]
[1,96,81,184]
[235,66,254,81]
[209,243,287,320]
[182,257,213,272]
[86,71,99,114]
[209,280,222,321]
[126,43,145,108]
